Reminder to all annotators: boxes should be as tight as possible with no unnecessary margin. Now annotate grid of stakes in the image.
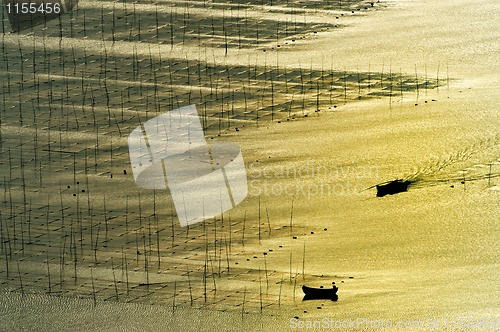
[2,0,384,49]
[0,0,446,315]
[0,39,439,136]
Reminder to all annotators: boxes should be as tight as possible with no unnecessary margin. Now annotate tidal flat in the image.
[0,0,499,331]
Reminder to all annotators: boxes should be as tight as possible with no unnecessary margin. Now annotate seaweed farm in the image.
[16,0,383,48]
[2,0,497,328]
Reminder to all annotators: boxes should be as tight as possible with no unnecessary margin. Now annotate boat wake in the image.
[369,134,500,195]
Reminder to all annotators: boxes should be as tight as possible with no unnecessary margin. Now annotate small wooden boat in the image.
[302,285,338,301]
[376,179,413,197]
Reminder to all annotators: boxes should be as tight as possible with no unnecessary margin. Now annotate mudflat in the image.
[0,0,498,331]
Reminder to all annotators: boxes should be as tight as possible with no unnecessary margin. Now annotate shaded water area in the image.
[0,0,499,331]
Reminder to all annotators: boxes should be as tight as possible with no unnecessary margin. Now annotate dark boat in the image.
[376,179,413,197]
[4,0,79,33]
[302,285,338,301]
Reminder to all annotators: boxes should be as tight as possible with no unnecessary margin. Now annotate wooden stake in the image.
[91,267,96,306]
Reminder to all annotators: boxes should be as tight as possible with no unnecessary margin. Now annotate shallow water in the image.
[0,0,499,331]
